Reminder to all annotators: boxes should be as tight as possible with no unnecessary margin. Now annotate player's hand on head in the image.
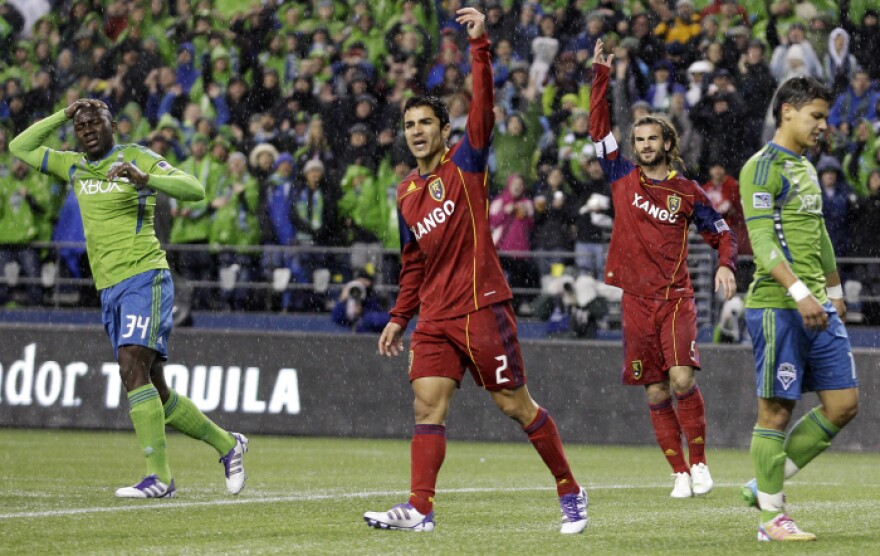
[64,98,108,119]
[455,7,486,39]
[378,322,404,357]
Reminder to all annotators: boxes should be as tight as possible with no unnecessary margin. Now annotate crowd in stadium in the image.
[1,0,879,317]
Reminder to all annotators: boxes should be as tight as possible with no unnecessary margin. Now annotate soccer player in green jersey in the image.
[739,77,859,541]
[9,99,249,498]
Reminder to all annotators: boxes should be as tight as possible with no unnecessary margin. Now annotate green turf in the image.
[1,429,877,554]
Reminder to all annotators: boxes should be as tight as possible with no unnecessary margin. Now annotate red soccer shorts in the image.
[408,302,527,391]
[620,293,700,385]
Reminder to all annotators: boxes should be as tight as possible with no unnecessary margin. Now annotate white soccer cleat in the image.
[219,433,248,494]
[690,463,714,495]
[559,487,589,534]
[364,502,435,531]
[758,513,817,542]
[670,471,693,498]
[115,474,176,499]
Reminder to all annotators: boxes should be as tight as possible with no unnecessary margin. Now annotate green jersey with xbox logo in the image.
[739,142,837,310]
[9,110,204,290]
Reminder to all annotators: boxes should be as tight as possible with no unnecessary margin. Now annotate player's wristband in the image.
[826,284,844,299]
[788,280,811,302]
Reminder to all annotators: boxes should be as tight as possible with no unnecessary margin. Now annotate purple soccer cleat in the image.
[219,432,249,494]
[115,474,176,499]
[364,502,435,531]
[559,487,589,534]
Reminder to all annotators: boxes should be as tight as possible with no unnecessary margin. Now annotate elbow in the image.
[187,188,206,202]
[8,136,25,158]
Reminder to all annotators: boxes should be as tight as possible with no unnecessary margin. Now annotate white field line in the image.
[2,480,877,520]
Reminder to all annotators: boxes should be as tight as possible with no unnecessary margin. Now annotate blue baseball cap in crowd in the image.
[274,152,295,170]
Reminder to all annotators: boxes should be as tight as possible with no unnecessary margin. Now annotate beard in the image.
[636,150,666,168]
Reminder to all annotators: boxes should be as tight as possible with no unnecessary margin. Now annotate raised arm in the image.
[8,110,66,170]
[589,39,615,150]
[589,39,635,182]
[461,7,493,150]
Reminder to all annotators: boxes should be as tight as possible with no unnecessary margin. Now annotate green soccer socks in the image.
[783,406,840,476]
[128,385,172,484]
[751,426,786,522]
[164,390,236,454]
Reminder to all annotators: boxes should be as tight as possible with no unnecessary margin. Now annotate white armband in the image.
[788,280,811,302]
[826,284,843,299]
[594,133,618,159]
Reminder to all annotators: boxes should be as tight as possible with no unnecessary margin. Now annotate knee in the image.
[413,396,446,424]
[757,406,792,430]
[117,365,149,391]
[669,369,696,395]
[827,399,859,428]
[494,395,519,420]
[493,391,537,425]
[645,383,672,406]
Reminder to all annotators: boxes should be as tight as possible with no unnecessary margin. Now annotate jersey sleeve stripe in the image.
[773,209,794,263]
[457,166,480,310]
[40,150,49,174]
[754,150,777,186]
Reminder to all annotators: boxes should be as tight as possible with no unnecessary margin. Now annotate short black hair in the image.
[772,76,834,128]
[74,104,114,125]
[403,95,450,129]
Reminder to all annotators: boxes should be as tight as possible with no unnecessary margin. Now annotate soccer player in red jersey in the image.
[589,40,738,498]
[362,7,588,534]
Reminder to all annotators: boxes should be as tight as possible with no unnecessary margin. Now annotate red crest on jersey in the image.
[667,195,681,214]
[428,178,445,202]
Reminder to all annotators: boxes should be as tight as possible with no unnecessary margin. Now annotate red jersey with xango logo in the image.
[389,35,511,326]
[589,63,737,300]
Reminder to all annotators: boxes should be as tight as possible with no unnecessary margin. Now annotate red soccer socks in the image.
[649,397,689,474]
[675,385,707,466]
[409,424,446,515]
[524,408,580,496]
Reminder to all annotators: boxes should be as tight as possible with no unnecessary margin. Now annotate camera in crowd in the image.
[347,280,367,301]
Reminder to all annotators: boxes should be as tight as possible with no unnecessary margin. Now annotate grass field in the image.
[1,429,877,555]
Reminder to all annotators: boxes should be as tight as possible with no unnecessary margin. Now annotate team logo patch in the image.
[666,194,681,214]
[776,362,798,391]
[631,360,643,380]
[428,178,445,202]
[753,192,772,209]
